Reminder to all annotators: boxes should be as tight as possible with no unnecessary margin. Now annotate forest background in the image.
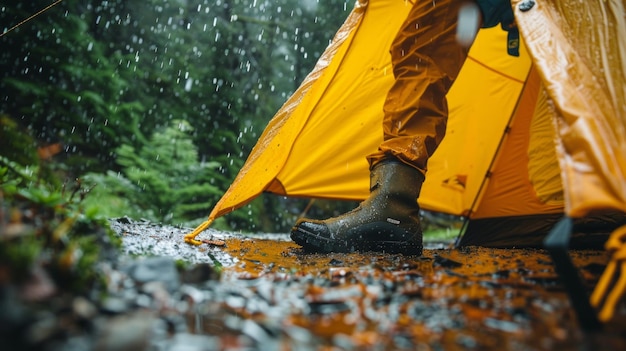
[1,0,365,234]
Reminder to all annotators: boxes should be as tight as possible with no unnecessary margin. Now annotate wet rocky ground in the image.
[3,217,626,350]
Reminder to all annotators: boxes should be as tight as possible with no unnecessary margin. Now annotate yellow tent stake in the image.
[590,225,626,322]
[184,219,213,245]
[590,259,616,307]
[598,266,626,322]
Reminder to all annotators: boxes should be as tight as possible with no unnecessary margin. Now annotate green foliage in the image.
[423,228,462,242]
[1,1,145,173]
[82,120,223,224]
[0,156,121,292]
[0,115,39,167]
[1,0,353,232]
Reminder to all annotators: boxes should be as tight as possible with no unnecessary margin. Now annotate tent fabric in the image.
[513,0,626,218]
[187,0,626,249]
[513,0,626,324]
[195,0,540,222]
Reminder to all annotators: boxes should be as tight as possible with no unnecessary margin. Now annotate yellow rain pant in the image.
[367,0,475,173]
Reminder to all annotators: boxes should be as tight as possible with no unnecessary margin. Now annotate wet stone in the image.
[160,333,221,351]
[125,256,180,293]
[181,263,220,284]
[455,334,478,349]
[93,311,155,351]
[308,300,351,315]
[73,296,98,320]
[24,311,59,345]
[483,317,522,333]
[329,258,344,266]
[179,284,205,305]
[433,254,463,269]
[100,296,131,315]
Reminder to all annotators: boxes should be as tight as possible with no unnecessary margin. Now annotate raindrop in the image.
[185,78,193,92]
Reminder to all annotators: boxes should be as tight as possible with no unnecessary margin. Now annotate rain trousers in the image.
[367,0,515,173]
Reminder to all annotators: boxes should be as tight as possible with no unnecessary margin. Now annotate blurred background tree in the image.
[1,0,354,232]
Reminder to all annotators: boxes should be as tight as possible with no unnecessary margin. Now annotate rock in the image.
[100,296,131,315]
[116,217,132,224]
[24,311,59,345]
[126,256,180,293]
[94,311,156,351]
[179,284,205,305]
[141,281,172,309]
[180,263,219,284]
[20,266,57,302]
[73,296,98,320]
[0,286,29,332]
[161,333,220,351]
[484,317,522,333]
[433,254,463,269]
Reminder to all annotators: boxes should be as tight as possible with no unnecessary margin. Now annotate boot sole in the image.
[291,223,423,256]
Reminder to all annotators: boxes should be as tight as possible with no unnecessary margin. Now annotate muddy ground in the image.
[105,217,626,351]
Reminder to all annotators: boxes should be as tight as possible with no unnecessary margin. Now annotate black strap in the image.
[544,217,603,331]
[505,24,519,57]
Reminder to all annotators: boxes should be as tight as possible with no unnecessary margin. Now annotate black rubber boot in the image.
[290,160,424,255]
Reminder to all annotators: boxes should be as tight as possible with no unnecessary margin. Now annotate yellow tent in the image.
[184,0,626,325]
[186,0,626,248]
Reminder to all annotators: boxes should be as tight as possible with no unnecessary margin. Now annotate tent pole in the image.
[454,67,535,247]
[454,216,471,247]
[544,217,602,331]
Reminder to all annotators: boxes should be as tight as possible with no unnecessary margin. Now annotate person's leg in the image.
[291,0,477,255]
[367,0,473,171]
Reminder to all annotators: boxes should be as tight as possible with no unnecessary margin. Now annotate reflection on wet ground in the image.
[112,218,626,350]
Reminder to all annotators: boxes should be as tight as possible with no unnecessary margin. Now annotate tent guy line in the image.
[0,0,64,38]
